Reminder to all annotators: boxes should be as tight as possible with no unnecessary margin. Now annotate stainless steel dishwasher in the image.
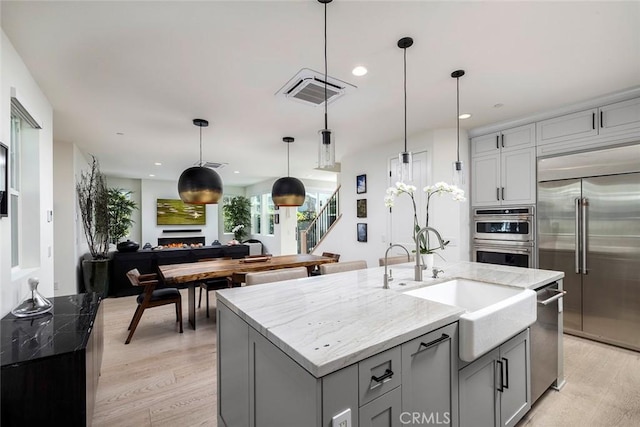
[530,281,565,403]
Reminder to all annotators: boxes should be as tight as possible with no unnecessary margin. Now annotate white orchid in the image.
[231,224,244,233]
[384,181,466,254]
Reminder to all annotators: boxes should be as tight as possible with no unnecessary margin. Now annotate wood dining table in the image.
[158,254,337,329]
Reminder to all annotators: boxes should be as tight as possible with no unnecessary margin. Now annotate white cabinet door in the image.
[472,133,500,157]
[536,108,598,146]
[500,148,536,205]
[501,124,535,153]
[599,97,640,135]
[472,154,501,207]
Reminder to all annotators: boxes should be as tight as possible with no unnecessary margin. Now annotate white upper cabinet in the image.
[471,124,536,207]
[537,97,640,156]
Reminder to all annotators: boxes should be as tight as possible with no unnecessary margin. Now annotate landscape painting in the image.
[157,199,206,225]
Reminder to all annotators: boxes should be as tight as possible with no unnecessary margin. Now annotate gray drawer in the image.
[359,386,402,427]
[358,346,401,406]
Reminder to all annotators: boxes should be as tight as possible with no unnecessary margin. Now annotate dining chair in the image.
[378,254,415,266]
[197,257,232,318]
[310,252,341,276]
[125,269,183,344]
[319,260,367,275]
[244,267,309,286]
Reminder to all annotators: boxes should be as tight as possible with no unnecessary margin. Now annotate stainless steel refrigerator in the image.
[537,144,640,351]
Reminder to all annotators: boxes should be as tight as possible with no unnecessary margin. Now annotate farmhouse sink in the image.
[404,279,536,361]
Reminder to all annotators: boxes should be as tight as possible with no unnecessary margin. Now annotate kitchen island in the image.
[216,261,564,427]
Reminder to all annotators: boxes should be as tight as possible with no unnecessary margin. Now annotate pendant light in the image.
[318,0,335,169]
[178,119,223,204]
[397,37,414,183]
[451,70,465,185]
[272,137,306,207]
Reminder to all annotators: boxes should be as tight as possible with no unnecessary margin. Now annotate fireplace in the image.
[157,236,206,246]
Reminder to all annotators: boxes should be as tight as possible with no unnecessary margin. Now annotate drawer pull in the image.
[413,333,450,357]
[370,369,394,389]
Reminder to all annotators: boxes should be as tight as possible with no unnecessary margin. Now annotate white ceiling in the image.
[2,1,639,186]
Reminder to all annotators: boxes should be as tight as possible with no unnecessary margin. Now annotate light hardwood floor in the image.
[94,291,640,427]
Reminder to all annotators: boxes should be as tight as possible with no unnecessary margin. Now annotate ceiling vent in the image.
[195,161,227,169]
[276,68,356,107]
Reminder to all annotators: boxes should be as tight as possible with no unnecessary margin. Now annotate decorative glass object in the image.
[11,277,53,317]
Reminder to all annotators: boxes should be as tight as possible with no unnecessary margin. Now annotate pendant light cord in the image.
[287,141,290,177]
[199,125,203,166]
[324,1,328,130]
[456,76,460,163]
[403,46,407,153]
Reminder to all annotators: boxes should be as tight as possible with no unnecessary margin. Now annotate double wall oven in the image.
[472,206,535,268]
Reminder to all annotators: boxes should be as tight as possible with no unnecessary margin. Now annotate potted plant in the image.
[77,155,110,295]
[223,196,251,242]
[107,187,138,251]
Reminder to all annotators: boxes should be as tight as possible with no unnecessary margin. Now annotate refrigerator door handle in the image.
[575,198,581,274]
[582,197,588,275]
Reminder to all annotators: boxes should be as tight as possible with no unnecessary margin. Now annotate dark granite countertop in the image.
[1,293,102,366]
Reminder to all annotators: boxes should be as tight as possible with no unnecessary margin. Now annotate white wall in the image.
[315,128,470,269]
[1,31,54,316]
[139,178,220,246]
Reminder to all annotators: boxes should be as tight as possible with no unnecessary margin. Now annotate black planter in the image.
[117,240,140,253]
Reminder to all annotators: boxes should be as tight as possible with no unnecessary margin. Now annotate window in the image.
[264,194,275,235]
[251,195,261,234]
[10,115,21,267]
[222,195,233,233]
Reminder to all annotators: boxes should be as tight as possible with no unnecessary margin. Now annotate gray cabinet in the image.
[471,124,535,157]
[402,322,458,427]
[359,386,402,427]
[458,329,530,427]
[218,302,462,427]
[536,97,640,156]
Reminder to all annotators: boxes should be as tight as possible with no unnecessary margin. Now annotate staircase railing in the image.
[300,185,341,254]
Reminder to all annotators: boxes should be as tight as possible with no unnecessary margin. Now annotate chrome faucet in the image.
[383,244,411,289]
[414,227,445,281]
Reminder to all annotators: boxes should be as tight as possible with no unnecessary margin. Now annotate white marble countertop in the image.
[216,261,563,378]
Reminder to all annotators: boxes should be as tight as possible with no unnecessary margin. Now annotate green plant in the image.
[107,188,138,244]
[223,196,251,241]
[76,155,109,259]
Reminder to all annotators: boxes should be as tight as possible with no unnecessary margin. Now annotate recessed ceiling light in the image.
[233,170,240,174]
[154,162,162,166]
[459,113,472,120]
[352,66,368,76]
[494,103,504,108]
[149,174,155,177]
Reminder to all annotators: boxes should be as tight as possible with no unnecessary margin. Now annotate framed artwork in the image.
[157,198,206,225]
[356,199,367,218]
[356,174,367,194]
[357,223,368,242]
[0,142,7,217]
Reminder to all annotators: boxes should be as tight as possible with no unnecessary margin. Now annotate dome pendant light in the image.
[178,119,223,204]
[272,137,306,207]
[318,0,335,170]
[398,37,414,183]
[451,69,465,186]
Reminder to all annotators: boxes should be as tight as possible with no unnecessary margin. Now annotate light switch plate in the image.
[332,408,351,427]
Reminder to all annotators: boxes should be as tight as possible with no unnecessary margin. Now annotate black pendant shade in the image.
[272,137,306,207]
[178,118,223,204]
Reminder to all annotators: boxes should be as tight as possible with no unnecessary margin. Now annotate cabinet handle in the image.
[502,357,509,389]
[412,334,450,357]
[600,110,604,128]
[496,360,504,392]
[592,112,595,130]
[496,135,499,149]
[501,134,505,148]
[496,188,500,201]
[370,369,394,388]
[501,187,505,201]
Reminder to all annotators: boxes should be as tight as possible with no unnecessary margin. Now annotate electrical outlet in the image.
[332,408,351,427]
[54,282,59,291]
